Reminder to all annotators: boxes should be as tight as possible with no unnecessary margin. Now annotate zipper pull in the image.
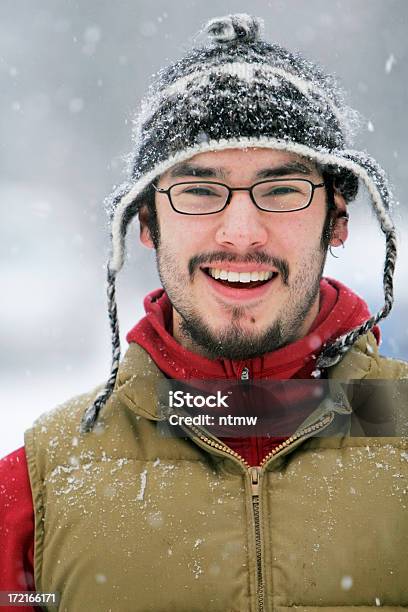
[250,466,260,496]
[241,366,250,381]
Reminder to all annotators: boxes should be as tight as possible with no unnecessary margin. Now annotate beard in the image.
[155,237,329,360]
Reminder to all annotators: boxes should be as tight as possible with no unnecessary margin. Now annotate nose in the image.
[214,190,269,252]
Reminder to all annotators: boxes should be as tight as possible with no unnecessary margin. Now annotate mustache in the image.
[188,251,289,285]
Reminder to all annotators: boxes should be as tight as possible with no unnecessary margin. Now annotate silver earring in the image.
[329,238,344,258]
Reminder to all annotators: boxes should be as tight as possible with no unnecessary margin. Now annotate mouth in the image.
[203,266,278,288]
[201,266,279,293]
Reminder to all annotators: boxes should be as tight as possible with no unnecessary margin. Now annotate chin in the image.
[207,307,273,329]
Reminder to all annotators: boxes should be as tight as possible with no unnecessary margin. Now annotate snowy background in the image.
[1,0,407,457]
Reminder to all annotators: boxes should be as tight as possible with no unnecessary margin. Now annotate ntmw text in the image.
[168,390,230,408]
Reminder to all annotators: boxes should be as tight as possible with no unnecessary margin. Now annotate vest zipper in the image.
[250,466,264,611]
[180,412,334,612]
[241,366,250,381]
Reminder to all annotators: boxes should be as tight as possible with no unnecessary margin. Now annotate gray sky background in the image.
[1,0,407,456]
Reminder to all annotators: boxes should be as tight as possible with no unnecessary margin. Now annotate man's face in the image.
[140,148,347,359]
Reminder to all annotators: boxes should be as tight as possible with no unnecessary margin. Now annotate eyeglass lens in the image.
[169,180,312,214]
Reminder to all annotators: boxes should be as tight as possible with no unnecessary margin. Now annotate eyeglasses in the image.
[153,179,325,215]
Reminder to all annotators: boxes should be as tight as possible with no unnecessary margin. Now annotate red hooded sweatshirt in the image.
[0,277,379,605]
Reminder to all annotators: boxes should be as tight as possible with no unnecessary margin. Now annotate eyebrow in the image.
[254,161,316,179]
[168,162,228,179]
[167,160,316,180]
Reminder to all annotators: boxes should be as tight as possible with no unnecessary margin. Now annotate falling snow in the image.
[136,469,147,501]
[385,54,396,74]
[341,575,353,590]
[69,98,84,113]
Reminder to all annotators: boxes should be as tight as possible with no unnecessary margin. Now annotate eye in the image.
[265,186,298,196]
[182,187,220,197]
[177,184,225,199]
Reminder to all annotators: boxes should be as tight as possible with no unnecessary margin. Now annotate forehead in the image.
[162,147,320,181]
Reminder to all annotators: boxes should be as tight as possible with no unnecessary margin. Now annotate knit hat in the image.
[81,14,397,432]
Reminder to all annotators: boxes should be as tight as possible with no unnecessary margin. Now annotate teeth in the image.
[239,272,251,283]
[227,271,240,282]
[208,268,275,282]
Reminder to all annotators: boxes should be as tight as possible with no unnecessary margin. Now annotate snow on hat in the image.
[81,14,397,432]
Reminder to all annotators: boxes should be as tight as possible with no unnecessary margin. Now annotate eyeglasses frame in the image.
[152,178,326,215]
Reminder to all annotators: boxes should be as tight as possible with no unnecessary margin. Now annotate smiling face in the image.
[140,148,348,360]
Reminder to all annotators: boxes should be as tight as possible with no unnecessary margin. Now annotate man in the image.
[1,13,407,612]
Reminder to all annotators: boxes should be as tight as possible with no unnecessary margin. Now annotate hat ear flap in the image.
[312,149,397,377]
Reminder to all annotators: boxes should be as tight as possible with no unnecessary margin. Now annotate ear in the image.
[330,191,349,247]
[139,205,155,249]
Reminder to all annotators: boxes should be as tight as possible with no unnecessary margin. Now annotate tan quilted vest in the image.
[25,333,408,611]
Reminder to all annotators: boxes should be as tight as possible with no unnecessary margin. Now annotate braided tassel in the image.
[80,266,121,433]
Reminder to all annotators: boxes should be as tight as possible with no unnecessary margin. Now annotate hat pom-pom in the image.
[206,14,263,45]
